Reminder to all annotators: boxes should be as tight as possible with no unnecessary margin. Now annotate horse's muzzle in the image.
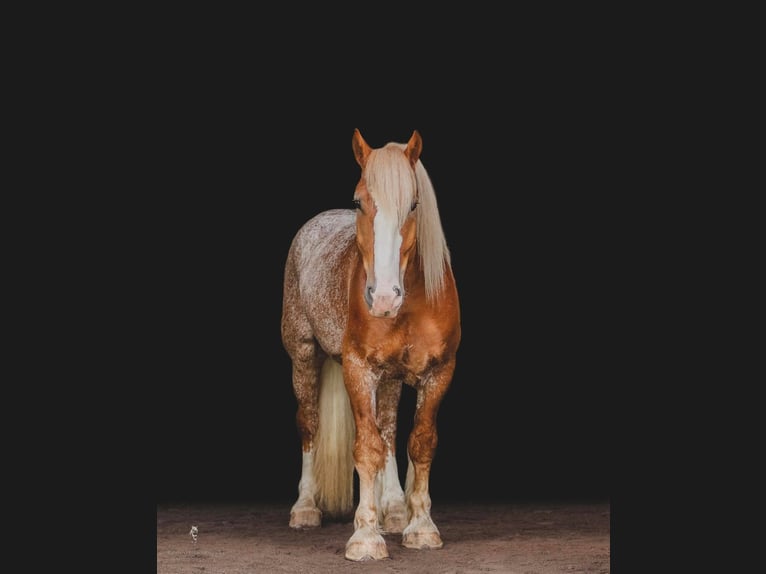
[366,285,403,318]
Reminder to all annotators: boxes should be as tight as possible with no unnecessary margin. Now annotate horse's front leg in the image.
[375,380,408,534]
[402,361,455,550]
[343,362,389,561]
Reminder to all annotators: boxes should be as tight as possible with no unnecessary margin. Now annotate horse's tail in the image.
[314,357,355,519]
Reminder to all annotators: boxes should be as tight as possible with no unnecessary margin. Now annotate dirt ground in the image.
[156,500,610,573]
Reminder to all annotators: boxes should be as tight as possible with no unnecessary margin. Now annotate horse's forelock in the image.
[364,144,416,227]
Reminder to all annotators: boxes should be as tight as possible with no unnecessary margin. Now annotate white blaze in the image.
[371,209,403,316]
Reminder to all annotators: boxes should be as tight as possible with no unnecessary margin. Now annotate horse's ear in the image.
[352,129,372,168]
[404,130,422,167]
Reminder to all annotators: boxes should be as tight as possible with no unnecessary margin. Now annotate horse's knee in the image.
[408,428,438,463]
[354,425,386,475]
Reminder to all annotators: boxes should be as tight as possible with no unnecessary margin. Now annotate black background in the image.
[146,34,642,506]
[151,117,626,506]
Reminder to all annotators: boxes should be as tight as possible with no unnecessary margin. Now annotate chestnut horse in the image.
[281,129,461,561]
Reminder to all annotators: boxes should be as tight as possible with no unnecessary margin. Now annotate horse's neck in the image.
[403,250,428,295]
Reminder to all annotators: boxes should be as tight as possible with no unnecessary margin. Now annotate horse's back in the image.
[282,209,357,358]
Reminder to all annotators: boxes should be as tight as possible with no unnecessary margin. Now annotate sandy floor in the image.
[157,500,610,573]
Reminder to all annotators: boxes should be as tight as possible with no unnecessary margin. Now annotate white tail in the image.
[314,358,356,518]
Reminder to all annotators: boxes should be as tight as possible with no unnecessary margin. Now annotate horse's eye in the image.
[353,199,362,210]
[410,200,419,212]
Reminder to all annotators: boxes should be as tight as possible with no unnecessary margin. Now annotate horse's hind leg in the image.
[282,260,325,528]
[287,339,325,528]
[375,380,408,534]
[402,363,455,550]
[282,248,327,528]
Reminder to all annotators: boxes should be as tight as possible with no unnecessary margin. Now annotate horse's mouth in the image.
[369,307,400,318]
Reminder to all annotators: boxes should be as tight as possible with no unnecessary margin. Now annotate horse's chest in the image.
[366,337,436,386]
[345,313,447,385]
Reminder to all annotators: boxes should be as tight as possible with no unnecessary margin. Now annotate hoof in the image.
[289,506,321,529]
[402,529,443,550]
[345,527,389,561]
[383,508,408,534]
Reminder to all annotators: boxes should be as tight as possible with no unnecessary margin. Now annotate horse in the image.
[281,128,461,561]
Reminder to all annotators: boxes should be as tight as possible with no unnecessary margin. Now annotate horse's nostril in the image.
[392,286,401,297]
[367,286,374,297]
